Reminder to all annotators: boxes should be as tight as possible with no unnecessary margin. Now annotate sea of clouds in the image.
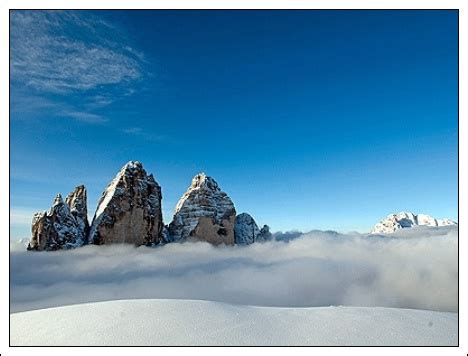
[10,226,458,313]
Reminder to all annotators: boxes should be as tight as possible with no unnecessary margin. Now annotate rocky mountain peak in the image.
[28,161,270,250]
[190,172,219,191]
[52,193,64,206]
[28,186,89,251]
[258,224,272,242]
[169,173,236,245]
[88,161,163,246]
[121,160,144,173]
[65,185,89,239]
[234,213,260,245]
[65,185,87,215]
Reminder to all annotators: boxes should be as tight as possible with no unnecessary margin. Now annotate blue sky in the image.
[10,10,458,238]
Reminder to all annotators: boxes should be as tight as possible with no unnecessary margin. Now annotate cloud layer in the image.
[10,226,458,313]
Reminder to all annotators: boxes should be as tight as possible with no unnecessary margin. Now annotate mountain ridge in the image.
[27,161,270,250]
[371,212,457,234]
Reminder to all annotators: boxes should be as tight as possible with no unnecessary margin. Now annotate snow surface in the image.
[10,299,457,346]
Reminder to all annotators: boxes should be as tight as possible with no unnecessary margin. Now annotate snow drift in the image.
[10,299,457,346]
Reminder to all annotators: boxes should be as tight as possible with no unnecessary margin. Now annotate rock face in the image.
[234,213,260,245]
[89,161,163,246]
[65,185,89,239]
[27,161,270,250]
[168,173,236,245]
[371,212,457,234]
[257,224,272,242]
[28,190,89,251]
[29,211,51,250]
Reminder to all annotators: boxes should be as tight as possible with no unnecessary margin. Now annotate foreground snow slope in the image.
[10,299,457,346]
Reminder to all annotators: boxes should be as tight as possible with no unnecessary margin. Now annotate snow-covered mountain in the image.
[371,212,457,234]
[168,173,237,245]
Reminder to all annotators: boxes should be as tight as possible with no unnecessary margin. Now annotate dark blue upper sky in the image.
[10,10,458,237]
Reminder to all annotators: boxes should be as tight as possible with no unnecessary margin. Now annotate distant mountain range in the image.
[371,212,457,234]
[24,161,457,251]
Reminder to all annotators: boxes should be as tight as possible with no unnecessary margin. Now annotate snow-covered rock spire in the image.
[168,172,236,245]
[28,187,89,251]
[88,161,163,246]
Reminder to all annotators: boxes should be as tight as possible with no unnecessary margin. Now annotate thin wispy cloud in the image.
[123,45,147,62]
[123,127,144,134]
[10,208,37,226]
[10,10,142,94]
[122,126,165,142]
[10,94,57,114]
[11,93,109,124]
[61,111,108,124]
[10,10,147,126]
[87,95,114,108]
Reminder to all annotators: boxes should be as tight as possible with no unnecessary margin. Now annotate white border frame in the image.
[1,2,464,355]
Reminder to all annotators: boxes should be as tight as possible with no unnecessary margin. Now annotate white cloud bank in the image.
[10,226,458,313]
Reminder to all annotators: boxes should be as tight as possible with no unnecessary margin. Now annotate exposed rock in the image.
[28,191,87,251]
[234,213,259,245]
[28,211,50,251]
[257,225,272,242]
[27,162,271,250]
[65,185,89,240]
[168,173,236,245]
[371,212,457,234]
[161,225,172,243]
[88,161,163,246]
